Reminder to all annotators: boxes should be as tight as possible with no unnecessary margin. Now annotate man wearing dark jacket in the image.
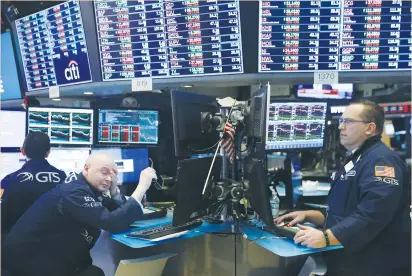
[275,101,411,276]
[1,131,66,234]
[3,152,156,276]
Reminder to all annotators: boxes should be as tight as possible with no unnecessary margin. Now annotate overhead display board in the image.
[94,0,243,80]
[259,0,412,72]
[15,0,92,91]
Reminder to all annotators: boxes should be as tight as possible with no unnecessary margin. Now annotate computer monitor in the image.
[47,148,90,175]
[27,107,94,146]
[1,111,26,148]
[1,32,22,100]
[171,90,220,157]
[97,109,159,145]
[173,156,222,226]
[91,147,149,184]
[296,84,353,100]
[1,152,26,181]
[266,102,328,150]
[244,156,274,228]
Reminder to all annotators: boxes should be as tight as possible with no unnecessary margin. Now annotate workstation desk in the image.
[91,213,342,276]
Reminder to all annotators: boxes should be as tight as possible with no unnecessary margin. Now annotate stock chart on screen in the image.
[266,102,327,150]
[98,109,159,145]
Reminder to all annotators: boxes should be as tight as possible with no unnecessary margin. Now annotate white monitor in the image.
[1,152,26,181]
[47,148,90,175]
[1,111,26,148]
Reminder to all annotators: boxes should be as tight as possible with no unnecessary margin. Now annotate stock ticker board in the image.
[259,0,412,72]
[94,0,243,80]
[15,0,92,91]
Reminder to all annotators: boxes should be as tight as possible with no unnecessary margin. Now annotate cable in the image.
[190,138,223,152]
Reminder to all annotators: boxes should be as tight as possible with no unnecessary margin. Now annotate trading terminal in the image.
[0,0,411,275]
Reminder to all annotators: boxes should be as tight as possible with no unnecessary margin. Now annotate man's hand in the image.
[293,224,327,248]
[109,166,119,197]
[138,167,157,191]
[274,211,306,226]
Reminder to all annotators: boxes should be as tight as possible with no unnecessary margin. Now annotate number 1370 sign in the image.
[314,71,339,84]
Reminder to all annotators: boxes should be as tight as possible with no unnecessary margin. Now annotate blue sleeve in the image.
[62,186,144,233]
[330,155,405,251]
[1,173,14,191]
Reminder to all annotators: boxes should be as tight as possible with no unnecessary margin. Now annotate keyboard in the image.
[126,219,203,240]
[262,224,299,239]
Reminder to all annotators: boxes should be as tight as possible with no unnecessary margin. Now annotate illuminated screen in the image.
[94,0,243,80]
[98,109,158,145]
[27,107,93,145]
[1,111,26,148]
[91,147,148,184]
[47,147,90,174]
[15,0,92,91]
[1,32,22,100]
[297,84,353,100]
[1,152,26,181]
[266,102,327,150]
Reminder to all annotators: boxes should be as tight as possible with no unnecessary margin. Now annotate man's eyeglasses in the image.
[339,118,370,125]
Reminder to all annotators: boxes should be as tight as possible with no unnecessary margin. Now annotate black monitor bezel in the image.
[94,107,160,148]
[26,106,94,148]
[265,100,329,152]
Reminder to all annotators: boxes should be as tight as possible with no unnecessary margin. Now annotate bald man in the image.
[2,152,157,276]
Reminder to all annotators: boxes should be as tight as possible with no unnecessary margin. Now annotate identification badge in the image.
[344,161,354,173]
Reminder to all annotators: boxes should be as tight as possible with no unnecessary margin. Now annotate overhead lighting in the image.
[181,84,193,88]
[51,98,61,101]
[83,91,94,95]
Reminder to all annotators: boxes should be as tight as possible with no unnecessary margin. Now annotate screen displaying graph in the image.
[98,109,159,145]
[266,102,327,150]
[27,107,93,145]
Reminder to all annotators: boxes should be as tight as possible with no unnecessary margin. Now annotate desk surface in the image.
[240,224,343,257]
[111,213,343,257]
[111,214,230,249]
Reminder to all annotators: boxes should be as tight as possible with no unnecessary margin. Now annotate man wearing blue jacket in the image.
[1,131,66,235]
[3,152,157,276]
[275,101,410,276]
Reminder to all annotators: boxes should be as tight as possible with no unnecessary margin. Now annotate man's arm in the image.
[328,155,404,251]
[304,210,326,226]
[63,186,144,233]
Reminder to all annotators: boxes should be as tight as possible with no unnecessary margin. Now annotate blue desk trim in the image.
[111,214,231,249]
[240,224,343,257]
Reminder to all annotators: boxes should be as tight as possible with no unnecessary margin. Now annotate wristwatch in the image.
[323,230,330,247]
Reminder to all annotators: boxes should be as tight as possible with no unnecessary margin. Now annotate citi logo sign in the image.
[65,60,80,81]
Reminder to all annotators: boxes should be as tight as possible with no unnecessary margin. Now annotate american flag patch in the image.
[375,166,395,178]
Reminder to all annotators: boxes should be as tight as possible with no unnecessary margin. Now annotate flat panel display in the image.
[1,111,27,148]
[0,152,26,181]
[1,32,22,100]
[47,147,90,174]
[266,102,327,150]
[91,147,149,184]
[27,107,94,145]
[94,0,243,80]
[296,83,353,100]
[15,0,92,91]
[97,109,158,145]
[259,0,412,72]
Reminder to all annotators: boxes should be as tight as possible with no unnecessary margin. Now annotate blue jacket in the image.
[1,159,66,234]
[3,172,143,276]
[324,136,411,276]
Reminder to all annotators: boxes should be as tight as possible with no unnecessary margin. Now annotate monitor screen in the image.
[1,32,22,100]
[47,147,90,174]
[14,0,92,91]
[27,107,94,145]
[1,111,26,148]
[258,1,411,72]
[93,0,243,80]
[91,147,149,184]
[266,102,327,150]
[0,152,26,181]
[97,109,159,145]
[296,84,353,100]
